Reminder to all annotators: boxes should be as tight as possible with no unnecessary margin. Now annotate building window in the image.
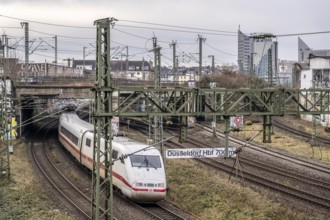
[323,70,329,81]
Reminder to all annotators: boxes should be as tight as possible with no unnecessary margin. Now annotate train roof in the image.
[60,112,158,154]
[112,136,156,154]
[60,111,93,131]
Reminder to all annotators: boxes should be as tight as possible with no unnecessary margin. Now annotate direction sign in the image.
[166,147,236,159]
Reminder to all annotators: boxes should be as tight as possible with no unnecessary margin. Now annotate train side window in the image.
[72,135,79,145]
[112,150,118,159]
[86,138,91,147]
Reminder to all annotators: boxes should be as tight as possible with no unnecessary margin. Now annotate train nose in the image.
[132,181,166,203]
[134,182,165,188]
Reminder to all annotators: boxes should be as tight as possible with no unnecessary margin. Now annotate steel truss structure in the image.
[0,43,9,179]
[92,18,114,220]
[93,18,330,220]
[106,88,330,116]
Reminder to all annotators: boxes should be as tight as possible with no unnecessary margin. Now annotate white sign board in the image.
[166,148,236,159]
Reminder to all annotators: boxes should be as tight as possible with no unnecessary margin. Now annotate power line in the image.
[30,29,95,39]
[0,14,94,29]
[2,14,330,39]
[15,48,66,60]
[113,28,151,40]
[204,42,237,56]
[116,24,237,37]
[118,18,237,34]
[128,51,151,58]
[0,26,21,29]
[111,40,146,50]
[277,30,330,37]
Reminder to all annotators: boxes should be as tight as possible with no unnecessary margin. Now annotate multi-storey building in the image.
[238,30,278,80]
[73,60,152,80]
[298,37,330,63]
[237,30,252,75]
[300,55,330,126]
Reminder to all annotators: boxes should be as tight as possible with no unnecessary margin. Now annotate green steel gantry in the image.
[93,18,330,219]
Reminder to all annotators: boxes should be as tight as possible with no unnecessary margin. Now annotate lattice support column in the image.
[0,43,10,179]
[92,17,116,220]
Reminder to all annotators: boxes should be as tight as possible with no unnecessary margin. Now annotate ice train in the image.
[58,111,166,203]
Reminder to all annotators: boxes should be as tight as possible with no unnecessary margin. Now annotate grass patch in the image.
[165,159,326,220]
[0,181,69,220]
[0,140,75,220]
[219,121,330,163]
[67,169,80,181]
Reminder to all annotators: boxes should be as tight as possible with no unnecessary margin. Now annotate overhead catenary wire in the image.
[0,14,94,29]
[118,18,237,34]
[30,29,95,40]
[277,30,330,37]
[204,42,237,57]
[115,24,237,37]
[4,14,330,67]
[2,14,330,39]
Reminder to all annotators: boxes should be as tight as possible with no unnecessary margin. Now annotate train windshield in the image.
[130,155,162,169]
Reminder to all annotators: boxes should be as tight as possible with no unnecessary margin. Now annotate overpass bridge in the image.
[13,75,195,132]
[13,75,330,129]
[15,75,94,99]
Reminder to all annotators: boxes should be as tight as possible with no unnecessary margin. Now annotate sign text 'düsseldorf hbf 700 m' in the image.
[166,148,236,159]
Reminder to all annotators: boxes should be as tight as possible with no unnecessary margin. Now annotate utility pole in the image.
[198,35,206,82]
[126,46,129,75]
[0,37,10,179]
[142,57,145,80]
[92,17,117,220]
[83,46,86,74]
[54,35,57,75]
[153,37,161,88]
[274,41,279,85]
[208,55,215,74]
[208,54,216,138]
[170,41,177,82]
[21,22,29,79]
[152,36,164,158]
[3,35,9,58]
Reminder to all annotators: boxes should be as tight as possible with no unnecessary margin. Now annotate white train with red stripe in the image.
[58,111,166,203]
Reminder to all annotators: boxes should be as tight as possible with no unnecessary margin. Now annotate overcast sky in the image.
[1,0,330,67]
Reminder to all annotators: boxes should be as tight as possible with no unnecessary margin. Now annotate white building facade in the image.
[300,56,330,126]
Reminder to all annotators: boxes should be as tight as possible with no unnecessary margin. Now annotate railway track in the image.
[30,119,190,220]
[186,137,330,191]
[272,118,330,146]
[139,203,186,220]
[197,123,330,175]
[165,140,330,210]
[30,133,94,219]
[125,118,330,214]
